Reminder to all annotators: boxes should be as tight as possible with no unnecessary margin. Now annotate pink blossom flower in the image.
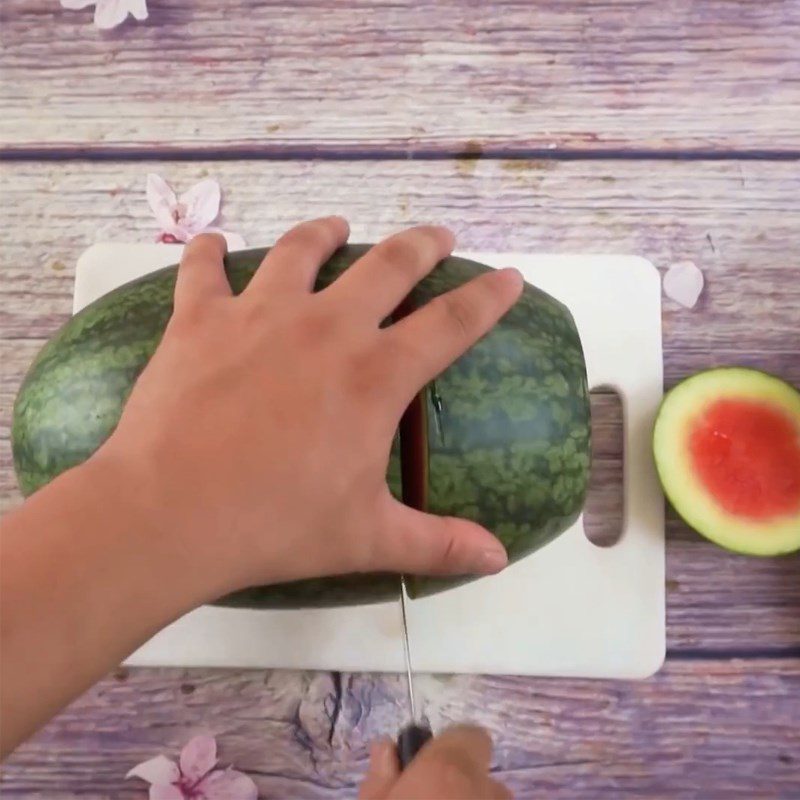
[146,174,246,250]
[60,0,148,30]
[126,735,258,799]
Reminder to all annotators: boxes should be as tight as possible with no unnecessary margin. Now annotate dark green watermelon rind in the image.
[11,248,356,496]
[12,270,179,496]
[12,246,590,608]
[407,258,591,597]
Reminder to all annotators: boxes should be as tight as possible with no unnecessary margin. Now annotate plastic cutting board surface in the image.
[75,244,665,679]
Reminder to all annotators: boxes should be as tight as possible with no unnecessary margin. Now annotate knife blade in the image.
[397,573,432,769]
[393,293,434,769]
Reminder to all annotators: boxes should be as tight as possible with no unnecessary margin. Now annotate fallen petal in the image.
[200,768,258,800]
[179,179,222,233]
[94,0,138,29]
[663,260,704,309]
[146,174,179,232]
[126,755,180,784]
[169,223,194,243]
[180,734,218,782]
[129,0,148,21]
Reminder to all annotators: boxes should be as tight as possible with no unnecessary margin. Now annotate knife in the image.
[396,573,433,769]
[396,381,433,769]
[392,289,434,769]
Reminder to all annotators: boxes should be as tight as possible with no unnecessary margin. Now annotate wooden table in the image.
[1,2,798,797]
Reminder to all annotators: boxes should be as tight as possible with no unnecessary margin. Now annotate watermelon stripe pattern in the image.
[12,246,591,607]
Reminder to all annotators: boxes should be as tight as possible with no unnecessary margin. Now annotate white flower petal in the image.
[126,755,180,785]
[663,260,704,309]
[146,173,179,232]
[169,223,194,243]
[180,734,217,782]
[129,0,148,21]
[64,0,147,27]
[94,0,136,29]
[179,179,222,233]
[200,769,258,800]
[60,0,97,9]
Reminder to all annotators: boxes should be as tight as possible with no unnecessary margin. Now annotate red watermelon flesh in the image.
[688,398,800,520]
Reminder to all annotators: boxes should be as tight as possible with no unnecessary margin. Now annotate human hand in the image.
[359,726,512,799]
[95,218,523,599]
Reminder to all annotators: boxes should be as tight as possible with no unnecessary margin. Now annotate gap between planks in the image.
[2,146,800,162]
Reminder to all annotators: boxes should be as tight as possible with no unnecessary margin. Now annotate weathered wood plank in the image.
[1,159,799,653]
[1,0,799,152]
[2,660,798,798]
[2,159,798,359]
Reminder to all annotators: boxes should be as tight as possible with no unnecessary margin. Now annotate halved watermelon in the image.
[654,368,800,556]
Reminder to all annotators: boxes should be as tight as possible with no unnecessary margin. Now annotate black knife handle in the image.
[397,722,433,770]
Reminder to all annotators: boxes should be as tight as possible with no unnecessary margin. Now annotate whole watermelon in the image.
[12,246,591,607]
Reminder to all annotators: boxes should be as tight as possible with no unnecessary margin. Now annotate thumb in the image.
[375,497,508,576]
[358,738,400,800]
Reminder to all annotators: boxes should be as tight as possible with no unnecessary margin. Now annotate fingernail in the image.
[479,546,508,574]
[192,231,227,251]
[499,267,524,290]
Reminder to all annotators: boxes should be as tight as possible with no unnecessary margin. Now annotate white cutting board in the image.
[75,244,665,679]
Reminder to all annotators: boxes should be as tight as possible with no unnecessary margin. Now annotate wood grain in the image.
[3,4,800,797]
[2,159,799,362]
[2,0,799,153]
[1,660,798,798]
[1,158,798,656]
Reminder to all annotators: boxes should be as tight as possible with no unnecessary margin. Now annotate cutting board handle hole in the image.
[584,388,624,547]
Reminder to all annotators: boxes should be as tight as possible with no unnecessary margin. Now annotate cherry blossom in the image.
[126,735,257,799]
[146,174,246,250]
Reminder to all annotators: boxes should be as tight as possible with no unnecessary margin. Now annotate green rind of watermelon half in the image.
[653,367,800,556]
